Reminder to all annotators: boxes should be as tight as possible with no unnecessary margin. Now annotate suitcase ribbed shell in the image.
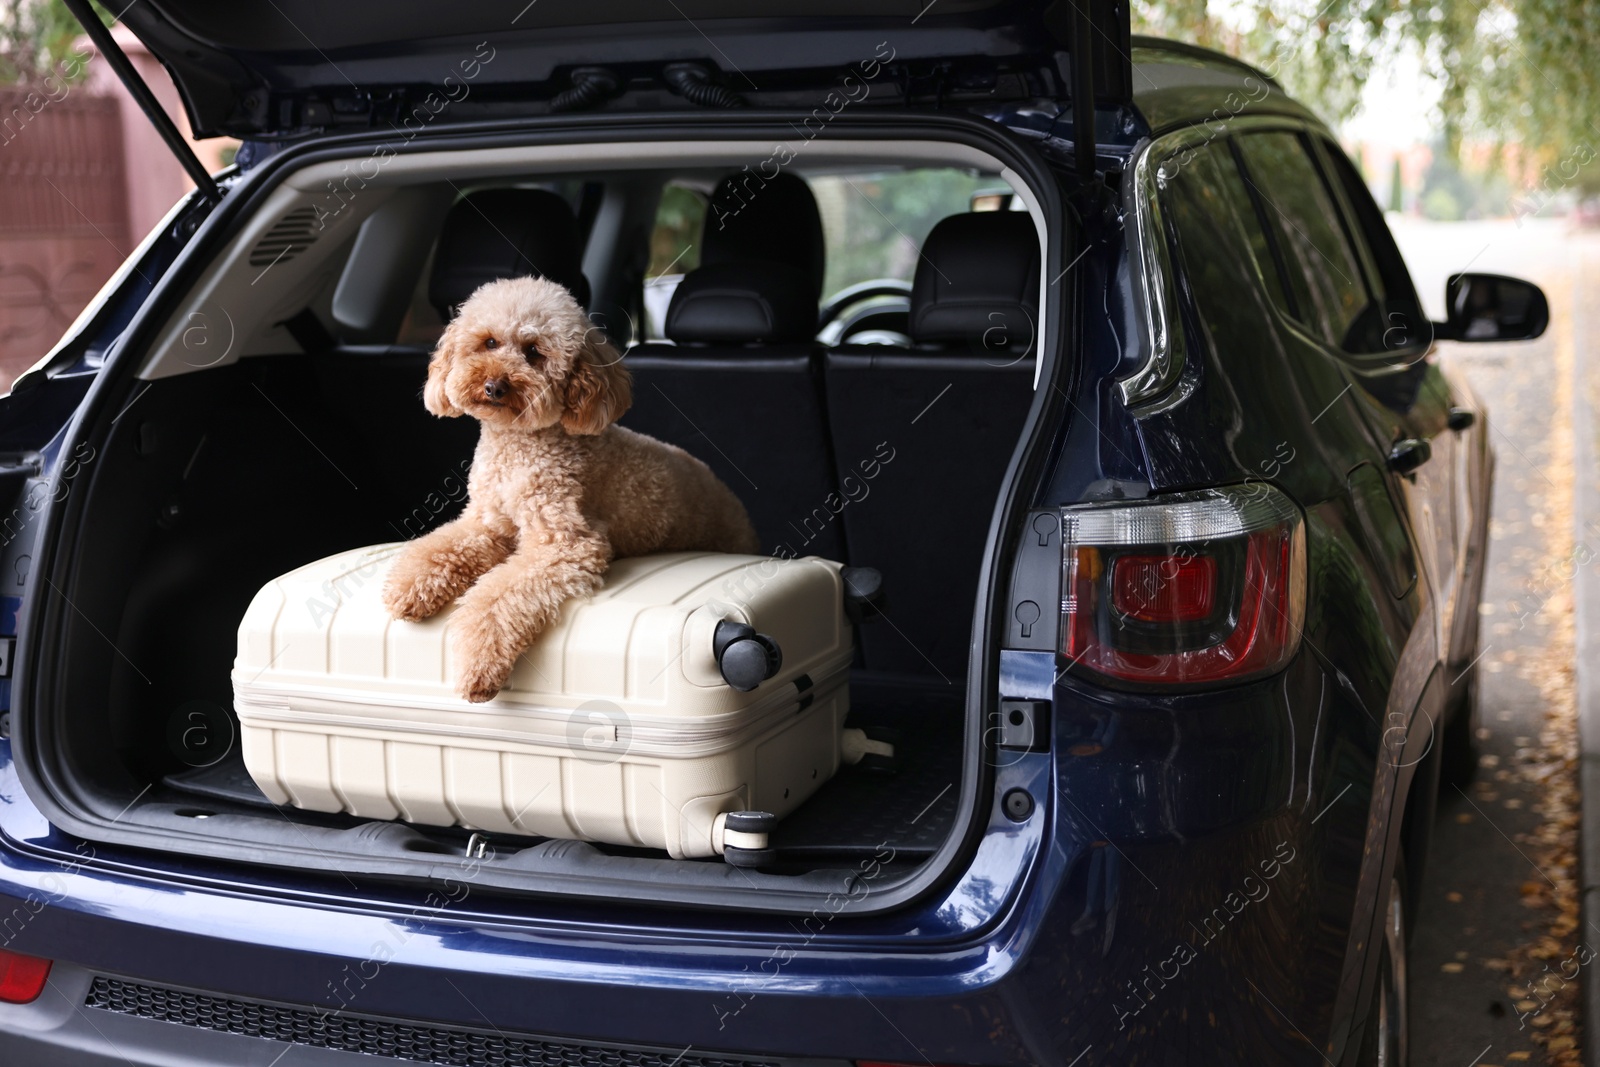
[232,547,853,858]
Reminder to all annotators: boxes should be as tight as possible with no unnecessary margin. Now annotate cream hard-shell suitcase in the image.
[232,546,887,864]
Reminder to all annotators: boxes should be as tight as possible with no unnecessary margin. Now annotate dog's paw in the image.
[382,579,441,622]
[450,606,524,703]
[382,558,460,621]
[457,661,512,704]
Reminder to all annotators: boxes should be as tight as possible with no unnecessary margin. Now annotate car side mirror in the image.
[1435,272,1549,342]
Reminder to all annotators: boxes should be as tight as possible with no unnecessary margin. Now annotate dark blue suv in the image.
[0,3,1550,1065]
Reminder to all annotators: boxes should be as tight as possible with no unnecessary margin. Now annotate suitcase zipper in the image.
[232,650,852,759]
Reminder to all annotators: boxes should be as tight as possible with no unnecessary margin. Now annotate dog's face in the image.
[424,276,631,435]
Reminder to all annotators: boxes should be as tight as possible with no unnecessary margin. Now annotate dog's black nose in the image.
[484,378,509,401]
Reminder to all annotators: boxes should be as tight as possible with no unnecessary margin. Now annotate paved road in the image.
[1390,218,1593,1067]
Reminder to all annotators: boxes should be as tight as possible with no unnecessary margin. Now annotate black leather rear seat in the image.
[622,259,843,559]
[824,211,1040,680]
[701,172,828,295]
[621,171,847,559]
[428,187,590,314]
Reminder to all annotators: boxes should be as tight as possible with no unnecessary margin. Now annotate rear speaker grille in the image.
[86,975,778,1067]
[247,206,321,267]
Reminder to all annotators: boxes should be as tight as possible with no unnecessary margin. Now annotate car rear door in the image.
[1311,136,1479,672]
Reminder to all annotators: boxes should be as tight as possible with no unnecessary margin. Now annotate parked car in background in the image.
[0,2,1549,1064]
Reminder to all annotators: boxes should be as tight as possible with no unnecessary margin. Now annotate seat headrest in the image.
[665,262,818,345]
[702,173,827,297]
[910,212,1039,350]
[428,188,590,319]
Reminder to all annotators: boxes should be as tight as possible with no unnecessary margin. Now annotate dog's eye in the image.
[484,337,499,350]
[522,344,543,361]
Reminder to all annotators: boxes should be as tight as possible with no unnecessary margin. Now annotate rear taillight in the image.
[0,947,51,1003]
[1060,485,1305,687]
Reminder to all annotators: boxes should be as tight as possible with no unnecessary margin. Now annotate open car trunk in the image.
[13,117,1068,915]
[57,350,966,894]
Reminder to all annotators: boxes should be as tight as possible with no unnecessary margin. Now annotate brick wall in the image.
[0,87,130,387]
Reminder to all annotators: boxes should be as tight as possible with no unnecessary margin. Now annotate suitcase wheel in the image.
[723,810,778,834]
[714,811,774,862]
[723,845,777,868]
[713,620,783,692]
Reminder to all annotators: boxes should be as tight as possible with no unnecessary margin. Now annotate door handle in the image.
[1447,407,1476,431]
[1387,438,1433,475]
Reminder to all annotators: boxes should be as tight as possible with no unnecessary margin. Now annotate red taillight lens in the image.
[1061,486,1306,687]
[0,947,52,1003]
[1111,553,1217,622]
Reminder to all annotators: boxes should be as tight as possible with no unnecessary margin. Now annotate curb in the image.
[1572,246,1600,1067]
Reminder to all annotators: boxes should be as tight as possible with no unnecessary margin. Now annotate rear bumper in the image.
[0,962,852,1067]
[0,752,1053,1066]
[0,649,1365,1067]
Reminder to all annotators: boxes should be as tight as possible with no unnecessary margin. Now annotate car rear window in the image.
[1233,131,1373,351]
[1157,142,1287,362]
[1315,139,1429,353]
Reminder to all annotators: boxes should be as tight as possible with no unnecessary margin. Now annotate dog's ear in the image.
[423,323,465,417]
[561,329,632,435]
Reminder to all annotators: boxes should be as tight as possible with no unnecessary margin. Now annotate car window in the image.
[648,184,705,278]
[803,169,998,298]
[1315,139,1429,353]
[643,169,1004,341]
[643,184,707,340]
[1157,141,1286,361]
[1234,131,1378,353]
[1217,142,1295,318]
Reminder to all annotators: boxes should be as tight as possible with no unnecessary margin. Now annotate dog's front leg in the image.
[382,512,515,622]
[449,530,612,703]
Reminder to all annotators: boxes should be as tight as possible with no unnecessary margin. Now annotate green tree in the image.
[0,0,104,85]
[1133,0,1600,184]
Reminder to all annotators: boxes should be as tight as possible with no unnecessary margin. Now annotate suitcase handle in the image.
[713,620,783,692]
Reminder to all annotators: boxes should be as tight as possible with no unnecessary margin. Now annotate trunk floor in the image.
[161,702,963,864]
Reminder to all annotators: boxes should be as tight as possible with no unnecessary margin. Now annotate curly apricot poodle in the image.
[382,276,758,702]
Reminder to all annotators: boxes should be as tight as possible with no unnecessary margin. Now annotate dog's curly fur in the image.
[382,275,759,702]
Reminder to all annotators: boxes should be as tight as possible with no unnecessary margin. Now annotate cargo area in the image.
[21,134,1049,909]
